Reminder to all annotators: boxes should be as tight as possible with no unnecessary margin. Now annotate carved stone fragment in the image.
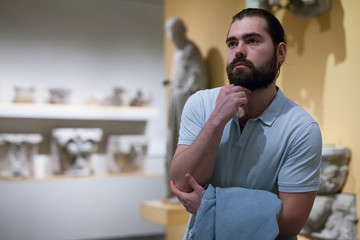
[51,128,103,176]
[106,135,148,173]
[0,134,42,178]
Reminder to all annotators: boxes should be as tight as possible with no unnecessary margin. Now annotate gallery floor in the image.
[89,235,165,240]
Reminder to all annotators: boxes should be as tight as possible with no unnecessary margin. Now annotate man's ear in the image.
[277,42,287,64]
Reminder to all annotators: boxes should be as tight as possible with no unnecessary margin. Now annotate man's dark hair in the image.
[232,8,286,46]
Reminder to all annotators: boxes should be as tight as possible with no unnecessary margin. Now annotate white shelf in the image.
[0,103,159,121]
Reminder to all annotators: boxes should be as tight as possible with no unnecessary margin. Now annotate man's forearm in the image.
[171,115,226,192]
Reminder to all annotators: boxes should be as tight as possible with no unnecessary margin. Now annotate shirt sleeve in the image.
[278,122,323,193]
[178,91,206,146]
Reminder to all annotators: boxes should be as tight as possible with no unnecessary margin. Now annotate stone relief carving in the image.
[106,135,148,173]
[246,0,332,19]
[0,134,42,178]
[51,128,103,176]
[301,145,358,240]
[319,145,351,195]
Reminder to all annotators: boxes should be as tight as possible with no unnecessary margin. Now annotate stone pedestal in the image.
[141,200,189,240]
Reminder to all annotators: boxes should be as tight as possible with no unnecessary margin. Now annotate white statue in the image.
[51,128,103,176]
[164,17,208,202]
[0,134,42,178]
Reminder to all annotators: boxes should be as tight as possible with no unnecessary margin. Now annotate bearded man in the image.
[170,8,322,240]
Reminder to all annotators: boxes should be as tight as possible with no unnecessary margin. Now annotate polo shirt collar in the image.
[231,87,286,128]
[257,87,286,126]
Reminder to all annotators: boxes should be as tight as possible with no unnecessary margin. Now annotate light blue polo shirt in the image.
[178,87,322,194]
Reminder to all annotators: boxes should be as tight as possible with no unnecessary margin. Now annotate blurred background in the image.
[0,0,359,239]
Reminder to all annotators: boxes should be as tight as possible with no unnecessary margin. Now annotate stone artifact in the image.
[13,86,35,103]
[164,17,208,202]
[246,0,332,19]
[301,145,358,240]
[302,194,358,240]
[130,89,151,107]
[49,88,71,104]
[86,91,104,105]
[0,134,42,178]
[319,145,351,195]
[112,87,129,106]
[51,128,103,176]
[106,135,148,173]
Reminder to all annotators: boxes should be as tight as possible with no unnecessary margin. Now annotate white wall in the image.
[0,175,166,240]
[0,0,166,144]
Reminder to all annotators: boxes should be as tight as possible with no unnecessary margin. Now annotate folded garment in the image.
[187,184,296,240]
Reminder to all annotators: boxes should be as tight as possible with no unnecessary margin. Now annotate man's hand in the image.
[212,84,250,124]
[170,173,204,215]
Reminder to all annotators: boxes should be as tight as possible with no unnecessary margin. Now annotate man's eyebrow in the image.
[226,32,264,43]
[225,36,237,43]
[243,32,263,39]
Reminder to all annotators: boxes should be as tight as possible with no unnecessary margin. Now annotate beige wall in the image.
[165,0,360,236]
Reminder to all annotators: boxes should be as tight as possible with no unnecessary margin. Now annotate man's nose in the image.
[235,43,247,58]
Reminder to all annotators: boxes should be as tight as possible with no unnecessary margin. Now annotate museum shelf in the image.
[0,103,159,121]
[0,172,164,182]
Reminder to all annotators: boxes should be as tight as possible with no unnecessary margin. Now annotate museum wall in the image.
[0,1,167,239]
[165,0,360,238]
[0,0,166,149]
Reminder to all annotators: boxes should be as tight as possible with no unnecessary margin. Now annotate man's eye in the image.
[248,38,258,44]
[227,41,237,48]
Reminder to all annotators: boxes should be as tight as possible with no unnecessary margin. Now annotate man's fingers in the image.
[227,84,252,94]
[170,180,181,196]
[185,173,203,191]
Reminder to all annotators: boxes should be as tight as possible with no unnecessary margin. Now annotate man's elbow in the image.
[170,164,192,193]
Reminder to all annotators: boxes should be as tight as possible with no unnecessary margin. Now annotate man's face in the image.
[226,17,278,91]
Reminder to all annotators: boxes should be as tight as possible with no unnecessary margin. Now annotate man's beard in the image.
[226,52,278,91]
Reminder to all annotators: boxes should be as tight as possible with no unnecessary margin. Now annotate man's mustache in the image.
[229,57,255,69]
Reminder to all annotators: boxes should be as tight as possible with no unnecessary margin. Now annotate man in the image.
[164,17,207,202]
[170,8,322,239]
